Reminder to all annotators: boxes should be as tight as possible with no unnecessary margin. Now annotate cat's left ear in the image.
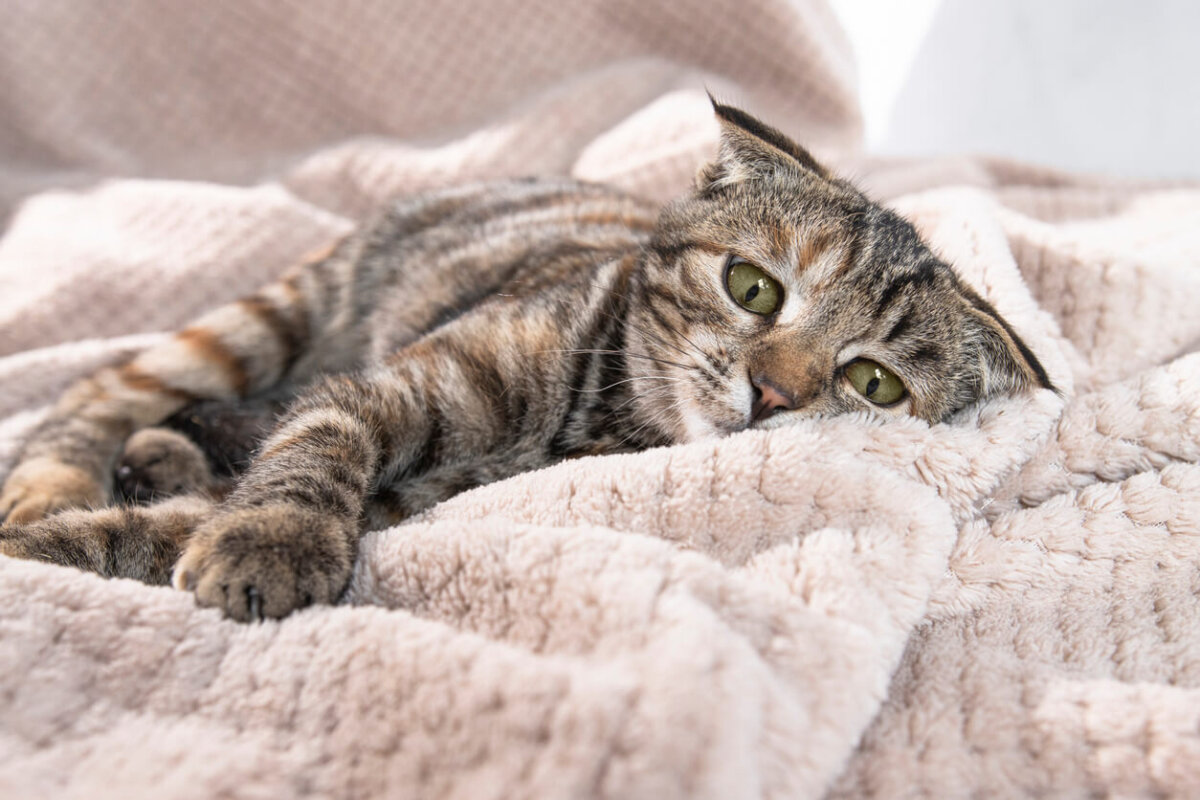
[698,97,830,190]
[958,287,1056,398]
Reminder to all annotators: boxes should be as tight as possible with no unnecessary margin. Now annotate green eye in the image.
[725,258,782,316]
[845,359,907,405]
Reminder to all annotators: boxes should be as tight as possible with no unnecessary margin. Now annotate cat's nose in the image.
[750,375,796,422]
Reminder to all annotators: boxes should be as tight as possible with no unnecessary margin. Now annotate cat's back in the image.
[356,177,660,358]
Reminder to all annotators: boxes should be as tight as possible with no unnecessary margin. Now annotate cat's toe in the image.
[175,505,354,622]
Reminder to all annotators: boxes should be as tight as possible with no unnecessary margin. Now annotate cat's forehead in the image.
[687,192,851,271]
[780,197,945,292]
[662,170,952,303]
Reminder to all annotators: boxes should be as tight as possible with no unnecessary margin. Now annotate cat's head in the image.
[627,100,1053,441]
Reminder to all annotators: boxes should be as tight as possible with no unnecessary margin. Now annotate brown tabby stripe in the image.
[834,227,865,279]
[117,362,197,402]
[873,265,937,318]
[642,280,713,322]
[0,500,205,583]
[649,237,726,262]
[880,314,913,343]
[307,254,344,306]
[426,180,628,228]
[797,230,832,268]
[909,343,942,364]
[767,222,793,261]
[238,296,307,372]
[176,327,251,396]
[393,197,655,268]
[572,210,656,232]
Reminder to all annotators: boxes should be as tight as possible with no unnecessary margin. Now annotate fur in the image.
[0,103,1050,620]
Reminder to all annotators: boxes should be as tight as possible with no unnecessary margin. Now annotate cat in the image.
[0,101,1052,621]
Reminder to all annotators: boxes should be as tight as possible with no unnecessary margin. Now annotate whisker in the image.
[533,348,692,372]
[585,279,721,370]
[614,405,672,449]
[583,280,702,360]
[571,375,685,395]
[596,380,678,446]
[596,304,700,364]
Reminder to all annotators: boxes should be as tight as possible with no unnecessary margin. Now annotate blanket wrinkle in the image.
[3,0,1200,797]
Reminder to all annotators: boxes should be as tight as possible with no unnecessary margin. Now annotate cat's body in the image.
[0,103,1051,621]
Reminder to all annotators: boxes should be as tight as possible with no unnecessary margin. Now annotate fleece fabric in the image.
[1,1,1198,797]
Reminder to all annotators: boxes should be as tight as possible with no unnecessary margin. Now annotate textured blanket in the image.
[2,1,1199,797]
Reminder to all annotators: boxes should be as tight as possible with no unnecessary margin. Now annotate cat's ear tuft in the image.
[959,288,1055,399]
[697,95,829,191]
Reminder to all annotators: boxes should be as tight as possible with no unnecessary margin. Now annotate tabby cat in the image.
[0,102,1052,621]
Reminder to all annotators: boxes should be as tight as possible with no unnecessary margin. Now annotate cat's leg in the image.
[170,248,636,621]
[0,242,356,526]
[172,374,403,620]
[173,332,519,621]
[0,495,214,585]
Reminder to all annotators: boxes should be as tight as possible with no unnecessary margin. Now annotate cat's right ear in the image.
[697,96,830,191]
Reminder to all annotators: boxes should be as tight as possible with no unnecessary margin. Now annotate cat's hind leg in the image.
[112,391,286,504]
[0,495,213,585]
[115,428,223,505]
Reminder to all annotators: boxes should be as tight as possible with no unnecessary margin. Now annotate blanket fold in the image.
[2,1,1197,797]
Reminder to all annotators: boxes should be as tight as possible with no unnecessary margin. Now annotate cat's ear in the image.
[958,287,1055,398]
[697,96,830,191]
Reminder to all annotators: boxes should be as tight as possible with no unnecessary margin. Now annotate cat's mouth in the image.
[750,395,778,425]
[714,391,786,435]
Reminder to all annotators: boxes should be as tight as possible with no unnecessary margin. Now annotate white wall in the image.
[828,0,1200,179]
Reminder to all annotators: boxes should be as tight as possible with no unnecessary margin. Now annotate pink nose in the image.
[750,376,795,422]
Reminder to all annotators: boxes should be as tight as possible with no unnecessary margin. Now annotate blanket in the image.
[2,1,1198,797]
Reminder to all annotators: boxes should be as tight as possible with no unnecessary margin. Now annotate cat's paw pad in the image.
[173,505,354,622]
[0,458,104,526]
[116,428,214,504]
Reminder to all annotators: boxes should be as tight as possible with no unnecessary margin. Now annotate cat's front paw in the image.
[0,458,105,526]
[173,505,356,622]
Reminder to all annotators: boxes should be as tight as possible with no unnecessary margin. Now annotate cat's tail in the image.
[0,236,361,525]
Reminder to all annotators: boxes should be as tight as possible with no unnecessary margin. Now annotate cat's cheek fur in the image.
[676,381,753,440]
[679,398,721,441]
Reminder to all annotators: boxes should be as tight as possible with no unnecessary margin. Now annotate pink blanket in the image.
[2,1,1199,797]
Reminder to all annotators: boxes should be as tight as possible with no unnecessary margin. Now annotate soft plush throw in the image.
[2,1,1198,797]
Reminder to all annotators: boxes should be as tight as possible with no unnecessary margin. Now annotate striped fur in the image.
[0,104,1051,620]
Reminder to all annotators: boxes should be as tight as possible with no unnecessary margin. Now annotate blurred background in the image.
[829,0,1200,178]
[0,0,1195,225]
